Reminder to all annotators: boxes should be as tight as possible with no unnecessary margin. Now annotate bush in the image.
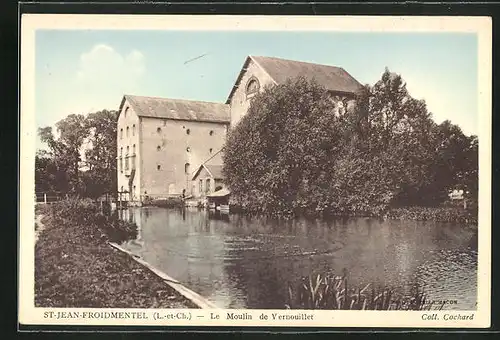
[149,197,184,208]
[48,197,137,243]
[386,206,477,225]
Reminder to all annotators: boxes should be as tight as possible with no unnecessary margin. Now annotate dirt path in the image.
[35,214,45,243]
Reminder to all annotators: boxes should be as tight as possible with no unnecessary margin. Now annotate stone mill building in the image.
[116,55,362,204]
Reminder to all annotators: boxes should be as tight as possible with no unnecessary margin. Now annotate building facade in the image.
[226,56,363,127]
[117,56,362,203]
[116,95,229,202]
[191,162,226,199]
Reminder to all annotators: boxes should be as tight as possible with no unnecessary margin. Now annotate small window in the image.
[246,77,260,98]
[133,144,136,155]
[120,128,123,139]
[209,148,213,154]
[124,107,129,117]
[206,178,211,193]
[157,145,161,151]
[209,130,214,136]
[133,185,136,191]
[121,186,124,192]
[157,127,161,133]
[132,124,136,136]
[126,126,129,138]
[157,164,161,171]
[185,163,190,175]
[186,129,191,135]
[126,146,129,155]
[120,147,123,157]
[186,147,191,153]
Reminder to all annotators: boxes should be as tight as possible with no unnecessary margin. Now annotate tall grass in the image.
[286,272,427,310]
[47,197,138,243]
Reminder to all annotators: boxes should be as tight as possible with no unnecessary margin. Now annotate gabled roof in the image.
[191,163,224,181]
[120,95,230,124]
[226,55,363,104]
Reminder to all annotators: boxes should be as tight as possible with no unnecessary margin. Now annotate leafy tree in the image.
[223,69,479,218]
[38,114,88,194]
[82,110,118,198]
[37,110,118,199]
[223,77,341,216]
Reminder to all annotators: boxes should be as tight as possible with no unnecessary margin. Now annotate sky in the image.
[35,30,478,147]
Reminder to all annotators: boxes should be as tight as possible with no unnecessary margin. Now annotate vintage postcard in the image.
[19,15,492,329]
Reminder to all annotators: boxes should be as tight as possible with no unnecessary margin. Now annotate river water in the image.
[119,207,477,310]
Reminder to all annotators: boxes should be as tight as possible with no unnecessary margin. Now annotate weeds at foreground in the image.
[286,272,427,310]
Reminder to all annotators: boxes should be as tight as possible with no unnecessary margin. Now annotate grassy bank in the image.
[230,202,477,225]
[144,197,184,209]
[386,206,477,225]
[35,198,197,308]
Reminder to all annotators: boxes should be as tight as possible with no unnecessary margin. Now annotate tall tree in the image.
[37,110,118,198]
[82,110,118,198]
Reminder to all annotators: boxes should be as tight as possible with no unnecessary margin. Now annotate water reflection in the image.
[119,207,477,310]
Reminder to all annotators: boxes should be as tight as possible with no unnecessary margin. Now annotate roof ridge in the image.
[125,94,228,106]
[252,55,344,70]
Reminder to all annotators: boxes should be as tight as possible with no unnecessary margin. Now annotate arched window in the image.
[120,147,123,157]
[157,164,161,171]
[246,77,260,98]
[126,146,129,155]
[126,126,129,138]
[132,124,136,136]
[124,107,129,117]
[185,163,190,175]
[120,128,123,139]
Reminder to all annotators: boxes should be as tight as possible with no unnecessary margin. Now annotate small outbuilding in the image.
[191,164,226,198]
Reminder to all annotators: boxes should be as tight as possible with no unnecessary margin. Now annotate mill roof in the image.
[226,55,363,104]
[120,95,230,123]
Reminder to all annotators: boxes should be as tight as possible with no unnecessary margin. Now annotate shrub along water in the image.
[35,198,196,308]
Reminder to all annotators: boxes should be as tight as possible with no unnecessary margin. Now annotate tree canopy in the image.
[222,70,478,217]
[36,110,118,199]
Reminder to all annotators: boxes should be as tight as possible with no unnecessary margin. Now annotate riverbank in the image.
[35,199,197,308]
[229,203,477,225]
[385,206,477,225]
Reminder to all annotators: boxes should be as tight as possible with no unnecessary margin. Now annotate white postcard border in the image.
[19,14,492,328]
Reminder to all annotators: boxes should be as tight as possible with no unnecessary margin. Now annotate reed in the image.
[286,272,427,310]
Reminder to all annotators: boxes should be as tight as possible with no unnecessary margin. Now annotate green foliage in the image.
[223,70,478,218]
[49,197,137,243]
[147,197,184,208]
[386,206,477,225]
[37,110,118,198]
